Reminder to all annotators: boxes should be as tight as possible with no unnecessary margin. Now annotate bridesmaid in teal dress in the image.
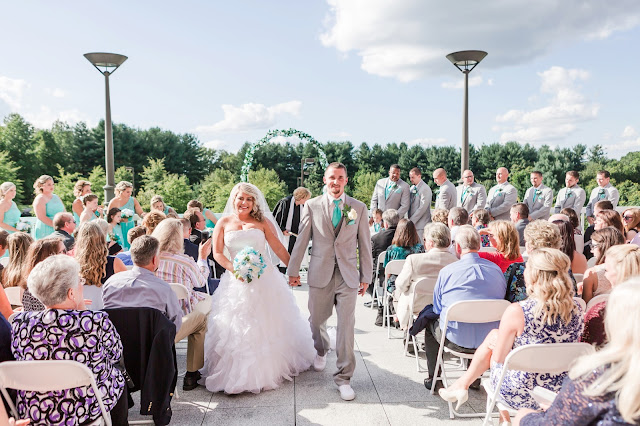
[33,175,66,240]
[72,179,92,224]
[107,181,144,250]
[0,182,21,234]
[150,194,177,216]
[186,199,217,229]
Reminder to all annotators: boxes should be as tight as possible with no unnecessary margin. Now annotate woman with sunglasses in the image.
[581,227,625,304]
[622,208,640,246]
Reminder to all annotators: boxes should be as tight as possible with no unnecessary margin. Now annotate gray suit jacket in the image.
[408,180,432,231]
[456,182,487,214]
[486,182,518,220]
[288,194,373,289]
[554,185,586,214]
[435,179,456,210]
[370,178,410,217]
[585,184,620,217]
[524,184,554,220]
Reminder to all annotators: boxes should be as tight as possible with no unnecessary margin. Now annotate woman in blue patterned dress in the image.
[32,175,65,240]
[10,254,127,424]
[439,248,584,425]
[107,181,144,250]
[0,182,21,234]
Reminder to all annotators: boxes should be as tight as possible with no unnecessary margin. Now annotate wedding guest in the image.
[554,171,586,215]
[0,231,8,275]
[370,164,410,217]
[0,182,21,233]
[584,200,613,259]
[585,170,619,224]
[181,218,199,262]
[582,227,625,303]
[561,207,584,254]
[187,200,218,228]
[273,187,312,253]
[622,207,640,245]
[478,220,524,273]
[142,211,166,235]
[472,208,492,247]
[369,209,399,314]
[383,219,424,294]
[554,219,588,274]
[447,207,469,255]
[51,212,76,251]
[2,233,33,289]
[439,248,583,425]
[184,208,206,244]
[116,225,147,266]
[32,175,65,240]
[456,169,487,220]
[108,181,144,250]
[103,235,208,391]
[485,167,518,221]
[431,209,449,226]
[72,179,92,224]
[582,245,640,347]
[369,208,383,235]
[515,279,640,426]
[422,225,506,390]
[595,209,625,236]
[79,193,102,225]
[151,194,177,216]
[510,203,530,246]
[408,167,432,241]
[524,171,553,220]
[106,207,124,247]
[11,254,127,424]
[433,168,456,211]
[21,237,67,311]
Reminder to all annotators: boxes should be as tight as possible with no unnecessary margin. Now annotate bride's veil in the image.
[222,182,286,265]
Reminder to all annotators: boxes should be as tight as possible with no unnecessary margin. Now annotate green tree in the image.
[54,166,82,210]
[33,129,63,178]
[351,170,378,205]
[247,168,287,210]
[137,157,194,212]
[0,114,37,200]
[0,151,23,203]
[88,166,106,204]
[198,169,236,211]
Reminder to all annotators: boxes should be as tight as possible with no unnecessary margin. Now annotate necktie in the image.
[533,189,538,203]
[385,181,393,199]
[332,199,341,228]
[461,187,468,204]
[598,189,605,200]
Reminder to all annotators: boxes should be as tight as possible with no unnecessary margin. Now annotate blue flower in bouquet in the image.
[233,247,267,283]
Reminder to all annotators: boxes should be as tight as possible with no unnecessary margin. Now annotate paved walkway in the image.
[129,282,493,425]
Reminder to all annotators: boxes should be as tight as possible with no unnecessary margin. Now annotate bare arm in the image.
[72,198,83,218]
[491,303,524,364]
[0,205,17,232]
[113,257,127,273]
[33,195,54,227]
[0,287,13,320]
[133,198,144,216]
[581,268,598,303]
[263,220,290,266]
[212,217,233,272]
[204,209,218,225]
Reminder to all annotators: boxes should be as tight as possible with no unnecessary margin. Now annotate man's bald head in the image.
[496,167,509,184]
[433,168,447,186]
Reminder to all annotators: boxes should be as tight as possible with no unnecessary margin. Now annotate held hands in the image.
[198,238,213,260]
[283,230,291,236]
[289,276,301,287]
[358,282,369,296]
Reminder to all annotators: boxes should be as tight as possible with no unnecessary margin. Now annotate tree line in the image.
[1,113,639,213]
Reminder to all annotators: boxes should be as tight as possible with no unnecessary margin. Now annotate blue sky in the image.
[1,1,640,158]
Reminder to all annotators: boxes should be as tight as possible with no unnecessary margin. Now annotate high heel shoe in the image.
[438,387,469,410]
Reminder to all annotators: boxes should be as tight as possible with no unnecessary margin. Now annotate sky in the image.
[1,0,640,159]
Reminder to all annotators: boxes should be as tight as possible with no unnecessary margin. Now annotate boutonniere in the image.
[410,185,418,196]
[343,204,357,225]
[566,190,574,198]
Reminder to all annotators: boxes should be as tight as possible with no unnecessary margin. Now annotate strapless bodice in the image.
[224,228,268,262]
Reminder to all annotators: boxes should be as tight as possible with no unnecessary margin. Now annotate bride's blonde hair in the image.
[231,183,264,222]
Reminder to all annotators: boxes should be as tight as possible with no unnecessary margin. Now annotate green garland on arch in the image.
[240,128,329,182]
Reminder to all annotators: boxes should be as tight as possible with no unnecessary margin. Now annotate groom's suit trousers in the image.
[309,265,357,386]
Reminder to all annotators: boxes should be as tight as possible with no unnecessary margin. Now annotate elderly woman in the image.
[107,181,144,250]
[621,207,640,245]
[2,232,33,289]
[553,219,587,274]
[152,218,212,313]
[516,279,640,425]
[582,227,626,303]
[479,220,523,273]
[32,175,65,240]
[187,199,218,229]
[21,237,67,311]
[582,244,640,347]
[150,194,177,216]
[72,179,92,224]
[0,182,21,233]
[10,255,127,424]
[439,248,584,425]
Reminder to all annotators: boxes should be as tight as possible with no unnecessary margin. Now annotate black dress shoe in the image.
[424,378,443,391]
[364,300,379,308]
[469,378,481,390]
[183,371,202,391]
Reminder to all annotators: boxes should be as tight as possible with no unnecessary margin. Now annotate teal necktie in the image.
[332,199,341,228]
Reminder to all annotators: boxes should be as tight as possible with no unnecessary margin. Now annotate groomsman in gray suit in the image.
[433,168,456,210]
[456,169,487,220]
[524,171,554,220]
[555,171,586,214]
[585,170,620,224]
[408,167,432,241]
[485,167,518,221]
[370,164,410,217]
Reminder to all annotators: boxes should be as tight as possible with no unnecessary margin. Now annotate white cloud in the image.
[495,66,598,143]
[196,101,302,133]
[320,0,640,82]
[622,125,638,138]
[23,106,89,129]
[45,88,65,98]
[609,125,640,158]
[202,139,229,150]
[268,135,304,145]
[441,75,483,90]
[407,137,448,146]
[0,75,28,109]
[330,131,352,139]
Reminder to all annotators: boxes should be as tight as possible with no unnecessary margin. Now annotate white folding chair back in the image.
[0,360,112,426]
[383,259,406,338]
[371,251,387,308]
[586,293,609,310]
[573,273,584,284]
[7,312,18,323]
[482,343,595,425]
[587,257,597,268]
[405,277,437,371]
[479,246,497,253]
[573,297,586,312]
[4,287,22,307]
[170,283,192,312]
[384,259,405,276]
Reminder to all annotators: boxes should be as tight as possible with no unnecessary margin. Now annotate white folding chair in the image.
[586,257,597,268]
[0,257,8,267]
[382,259,405,338]
[573,297,586,312]
[404,277,437,372]
[371,251,386,309]
[0,360,112,426]
[572,273,584,284]
[479,246,497,253]
[7,312,18,323]
[430,299,511,419]
[4,287,22,307]
[482,342,595,425]
[170,283,192,313]
[586,293,609,310]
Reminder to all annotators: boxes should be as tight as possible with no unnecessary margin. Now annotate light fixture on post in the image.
[84,52,128,203]
[300,158,315,187]
[446,50,487,176]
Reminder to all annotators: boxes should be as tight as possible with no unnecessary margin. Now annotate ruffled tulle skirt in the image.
[200,265,316,394]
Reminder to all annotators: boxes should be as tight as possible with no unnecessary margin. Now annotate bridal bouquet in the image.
[233,247,267,283]
[16,221,31,233]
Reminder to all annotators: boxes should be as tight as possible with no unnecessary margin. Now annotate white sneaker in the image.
[313,353,327,371]
[338,384,355,401]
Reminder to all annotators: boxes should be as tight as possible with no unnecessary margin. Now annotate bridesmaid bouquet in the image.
[121,208,134,223]
[16,221,31,233]
[233,247,267,283]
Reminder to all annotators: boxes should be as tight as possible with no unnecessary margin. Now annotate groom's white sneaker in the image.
[338,384,356,401]
[313,353,327,371]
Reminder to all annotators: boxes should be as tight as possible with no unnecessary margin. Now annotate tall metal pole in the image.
[461,70,469,175]
[104,71,115,203]
[300,158,305,187]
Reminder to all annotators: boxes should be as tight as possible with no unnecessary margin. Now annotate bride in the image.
[200,182,316,394]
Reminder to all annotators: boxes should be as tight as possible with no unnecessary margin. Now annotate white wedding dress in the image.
[200,228,316,394]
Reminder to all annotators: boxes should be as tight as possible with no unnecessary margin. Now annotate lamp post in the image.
[446,50,487,176]
[300,158,315,187]
[84,52,128,203]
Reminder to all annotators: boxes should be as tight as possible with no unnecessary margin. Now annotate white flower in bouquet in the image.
[16,222,31,233]
[121,208,134,218]
[347,209,358,221]
[233,247,267,283]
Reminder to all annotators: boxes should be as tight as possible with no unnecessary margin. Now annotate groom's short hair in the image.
[326,162,347,174]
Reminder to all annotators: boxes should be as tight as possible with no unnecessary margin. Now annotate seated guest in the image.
[554,219,587,274]
[394,222,457,329]
[431,209,449,226]
[142,211,166,235]
[116,225,147,266]
[2,232,33,289]
[584,200,613,259]
[423,225,506,390]
[478,220,524,273]
[439,248,584,425]
[369,208,383,235]
[582,244,640,347]
[51,212,76,251]
[150,194,177,217]
[516,280,640,425]
[510,203,530,246]
[181,218,199,262]
[103,235,208,391]
[582,227,625,303]
[94,218,122,256]
[622,207,640,245]
[187,199,217,228]
[472,208,492,247]
[595,209,625,237]
[11,255,127,424]
[447,207,469,255]
[561,207,584,254]
[184,208,207,245]
[370,209,399,314]
[21,237,66,311]
[152,219,212,313]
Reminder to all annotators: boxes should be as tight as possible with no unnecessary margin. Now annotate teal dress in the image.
[73,198,82,225]
[3,201,21,232]
[118,197,136,250]
[204,208,216,229]
[34,194,65,240]
[107,225,125,247]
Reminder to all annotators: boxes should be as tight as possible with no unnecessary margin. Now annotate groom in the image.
[288,162,372,401]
